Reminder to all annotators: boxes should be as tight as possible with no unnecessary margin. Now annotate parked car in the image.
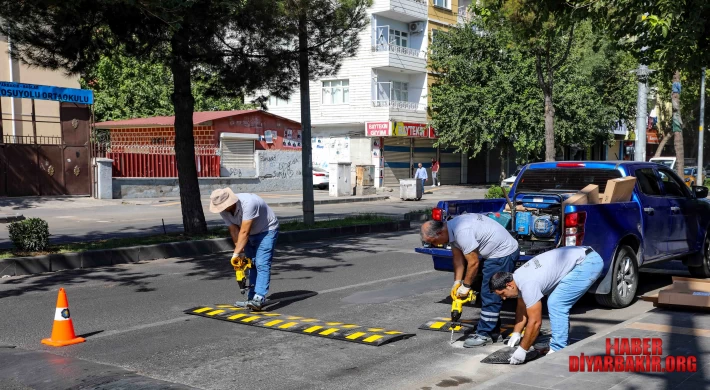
[649,157,676,170]
[683,167,707,187]
[415,161,710,309]
[500,166,522,190]
[313,166,329,190]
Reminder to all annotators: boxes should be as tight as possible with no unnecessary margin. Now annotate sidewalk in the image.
[471,307,710,390]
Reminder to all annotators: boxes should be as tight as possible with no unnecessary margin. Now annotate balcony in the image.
[372,99,426,112]
[371,79,427,122]
[371,0,428,23]
[457,5,472,24]
[371,42,428,73]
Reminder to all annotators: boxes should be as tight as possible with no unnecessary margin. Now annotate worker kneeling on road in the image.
[490,246,604,365]
[209,188,279,311]
[421,215,519,347]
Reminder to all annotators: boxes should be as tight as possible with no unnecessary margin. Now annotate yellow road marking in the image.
[228,313,247,320]
[304,326,324,333]
[342,324,360,329]
[384,331,403,335]
[301,319,319,322]
[363,335,384,343]
[264,320,283,327]
[346,332,367,340]
[288,316,303,320]
[242,316,261,323]
[216,305,239,309]
[368,328,384,332]
[430,322,446,329]
[279,322,298,329]
[206,310,225,316]
[629,322,710,338]
[262,313,281,317]
[193,307,213,313]
[320,328,339,336]
[448,326,461,331]
[326,322,343,326]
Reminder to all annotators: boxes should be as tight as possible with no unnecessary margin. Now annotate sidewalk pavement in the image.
[471,307,710,390]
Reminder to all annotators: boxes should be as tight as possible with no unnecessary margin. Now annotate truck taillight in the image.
[432,208,443,221]
[564,211,587,246]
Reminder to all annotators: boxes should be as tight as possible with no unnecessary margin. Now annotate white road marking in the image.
[317,270,436,294]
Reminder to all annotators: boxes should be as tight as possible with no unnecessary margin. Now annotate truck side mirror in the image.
[693,186,709,199]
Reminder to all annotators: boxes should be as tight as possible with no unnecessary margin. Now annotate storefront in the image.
[366,121,461,188]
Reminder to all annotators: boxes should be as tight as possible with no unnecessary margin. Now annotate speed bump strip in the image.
[185,305,414,346]
[418,318,477,334]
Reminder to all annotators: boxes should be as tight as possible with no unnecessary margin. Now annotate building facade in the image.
[261,0,476,188]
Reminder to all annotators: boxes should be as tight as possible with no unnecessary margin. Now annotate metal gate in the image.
[383,138,411,187]
[0,102,91,197]
[439,147,462,185]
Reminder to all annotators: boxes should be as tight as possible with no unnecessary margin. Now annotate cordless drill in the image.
[449,288,477,343]
[230,255,252,294]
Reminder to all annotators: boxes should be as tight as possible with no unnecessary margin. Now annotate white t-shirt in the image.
[513,247,589,308]
[220,193,279,235]
[446,213,519,259]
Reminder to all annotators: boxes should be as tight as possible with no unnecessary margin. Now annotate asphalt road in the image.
[0,228,678,390]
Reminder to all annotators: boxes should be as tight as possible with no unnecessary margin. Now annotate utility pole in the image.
[634,65,653,162]
[298,0,315,226]
[698,67,706,187]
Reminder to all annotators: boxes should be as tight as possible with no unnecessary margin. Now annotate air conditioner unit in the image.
[409,22,424,33]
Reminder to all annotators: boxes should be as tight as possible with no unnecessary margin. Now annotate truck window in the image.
[635,168,662,196]
[658,169,690,198]
[515,168,622,193]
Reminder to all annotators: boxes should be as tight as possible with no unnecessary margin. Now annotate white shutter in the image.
[383,137,411,188]
[221,139,255,169]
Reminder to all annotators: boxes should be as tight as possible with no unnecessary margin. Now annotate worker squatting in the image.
[569,338,697,372]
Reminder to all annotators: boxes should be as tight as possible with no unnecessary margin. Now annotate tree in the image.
[476,0,590,161]
[0,0,369,234]
[81,54,252,123]
[429,18,637,163]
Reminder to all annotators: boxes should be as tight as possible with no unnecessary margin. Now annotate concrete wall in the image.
[114,150,303,198]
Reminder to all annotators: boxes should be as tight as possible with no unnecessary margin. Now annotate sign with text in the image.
[0,81,94,104]
[366,122,392,137]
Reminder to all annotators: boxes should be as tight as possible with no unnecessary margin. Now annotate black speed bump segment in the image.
[418,317,477,333]
[185,305,415,346]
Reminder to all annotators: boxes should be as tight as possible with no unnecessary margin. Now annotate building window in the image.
[392,81,408,102]
[322,80,350,105]
[433,0,450,9]
[389,29,409,47]
[268,96,289,106]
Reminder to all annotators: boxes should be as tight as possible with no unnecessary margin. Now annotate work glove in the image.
[456,284,471,299]
[231,252,246,261]
[451,280,463,298]
[507,332,522,348]
[509,346,527,365]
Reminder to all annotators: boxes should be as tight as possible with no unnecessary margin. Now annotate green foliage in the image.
[485,186,510,199]
[8,218,50,252]
[429,18,637,163]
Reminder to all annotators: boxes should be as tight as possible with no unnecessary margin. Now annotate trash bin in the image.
[400,179,422,201]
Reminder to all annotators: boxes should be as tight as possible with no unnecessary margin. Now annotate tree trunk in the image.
[170,33,207,235]
[653,132,673,158]
[672,71,684,177]
[298,2,315,226]
[544,91,555,161]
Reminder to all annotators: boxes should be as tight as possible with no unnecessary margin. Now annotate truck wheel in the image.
[595,245,639,308]
[689,236,710,278]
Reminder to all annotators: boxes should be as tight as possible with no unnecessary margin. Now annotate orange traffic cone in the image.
[41,288,85,347]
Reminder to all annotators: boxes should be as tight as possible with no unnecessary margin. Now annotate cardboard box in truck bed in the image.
[563,184,600,206]
[602,177,636,203]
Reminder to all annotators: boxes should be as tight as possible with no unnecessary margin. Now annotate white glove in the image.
[232,252,246,261]
[456,284,471,298]
[451,280,463,297]
[507,332,522,347]
[509,346,527,365]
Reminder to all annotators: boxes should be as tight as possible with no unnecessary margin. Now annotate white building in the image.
[261,0,469,188]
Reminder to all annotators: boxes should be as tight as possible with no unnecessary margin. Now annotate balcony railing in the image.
[372,100,427,112]
[458,5,472,24]
[372,43,427,59]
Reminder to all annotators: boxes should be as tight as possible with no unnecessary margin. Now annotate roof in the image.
[94,109,299,128]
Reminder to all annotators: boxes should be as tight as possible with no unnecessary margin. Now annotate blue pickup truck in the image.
[415,161,710,308]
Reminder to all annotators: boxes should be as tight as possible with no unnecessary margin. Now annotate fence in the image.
[107,152,221,178]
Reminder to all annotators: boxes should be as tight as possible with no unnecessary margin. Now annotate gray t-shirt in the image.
[513,247,589,308]
[446,213,519,259]
[220,193,279,235]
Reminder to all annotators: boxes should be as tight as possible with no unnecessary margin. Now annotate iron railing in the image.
[2,135,63,145]
[372,100,427,112]
[372,43,427,59]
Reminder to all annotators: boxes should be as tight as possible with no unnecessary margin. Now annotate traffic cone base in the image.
[41,288,85,347]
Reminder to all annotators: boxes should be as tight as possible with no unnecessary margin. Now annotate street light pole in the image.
[634,65,653,162]
[698,67,706,187]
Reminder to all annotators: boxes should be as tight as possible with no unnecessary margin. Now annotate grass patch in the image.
[408,207,433,215]
[0,214,394,259]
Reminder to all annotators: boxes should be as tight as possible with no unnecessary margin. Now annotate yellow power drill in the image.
[230,254,252,295]
[450,288,477,343]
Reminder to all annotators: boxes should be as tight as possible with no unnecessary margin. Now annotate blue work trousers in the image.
[477,250,519,336]
[244,229,279,299]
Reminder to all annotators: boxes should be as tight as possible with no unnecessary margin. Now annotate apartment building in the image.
[262,0,474,188]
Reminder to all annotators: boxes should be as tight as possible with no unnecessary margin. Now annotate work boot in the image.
[463,333,493,348]
[247,295,265,311]
[234,301,249,308]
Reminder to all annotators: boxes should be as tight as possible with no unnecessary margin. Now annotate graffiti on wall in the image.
[258,151,302,179]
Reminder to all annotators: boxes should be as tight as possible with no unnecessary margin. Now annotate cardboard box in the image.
[657,277,710,308]
[602,177,637,203]
[580,184,599,204]
[563,192,588,206]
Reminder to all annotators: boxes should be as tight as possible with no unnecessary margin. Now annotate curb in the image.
[403,212,431,222]
[0,220,410,277]
[0,214,24,223]
[268,195,390,208]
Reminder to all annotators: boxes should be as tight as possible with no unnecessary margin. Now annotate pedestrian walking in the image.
[490,246,604,364]
[420,214,520,347]
[414,162,428,196]
[209,188,280,311]
[431,158,440,187]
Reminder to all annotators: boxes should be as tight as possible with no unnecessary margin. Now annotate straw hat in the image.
[209,188,238,213]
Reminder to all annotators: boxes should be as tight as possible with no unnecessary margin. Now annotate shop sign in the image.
[393,122,437,138]
[366,121,392,137]
[647,130,659,144]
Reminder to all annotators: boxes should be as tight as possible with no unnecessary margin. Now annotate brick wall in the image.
[109,125,216,154]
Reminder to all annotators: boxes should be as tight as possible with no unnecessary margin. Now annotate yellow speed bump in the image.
[418,318,476,334]
[185,304,414,346]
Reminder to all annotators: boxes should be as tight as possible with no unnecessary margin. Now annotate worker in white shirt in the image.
[414,162,428,195]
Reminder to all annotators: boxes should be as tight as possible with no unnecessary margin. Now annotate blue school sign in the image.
[0,81,93,104]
